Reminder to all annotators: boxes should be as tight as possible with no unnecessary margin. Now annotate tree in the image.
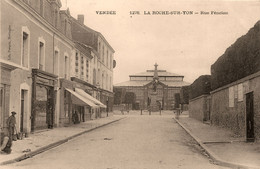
[174,93,180,109]
[123,92,136,110]
[113,88,126,105]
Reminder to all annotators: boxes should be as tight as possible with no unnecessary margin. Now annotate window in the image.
[54,50,59,75]
[97,69,100,86]
[81,56,84,78]
[110,76,112,91]
[106,50,109,66]
[93,69,96,85]
[39,41,45,70]
[65,56,68,79]
[102,73,104,88]
[238,83,243,102]
[22,32,29,68]
[110,54,112,69]
[102,46,104,63]
[75,52,79,74]
[54,10,58,27]
[229,86,234,107]
[86,60,89,81]
[106,74,108,89]
[64,19,67,36]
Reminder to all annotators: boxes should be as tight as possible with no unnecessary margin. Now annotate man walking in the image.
[7,111,16,141]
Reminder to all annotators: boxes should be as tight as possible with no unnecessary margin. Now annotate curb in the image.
[0,117,126,166]
[173,116,259,169]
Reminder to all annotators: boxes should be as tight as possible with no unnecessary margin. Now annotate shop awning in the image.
[65,88,98,108]
[75,88,107,108]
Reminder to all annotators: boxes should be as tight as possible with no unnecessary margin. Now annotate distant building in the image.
[114,64,190,111]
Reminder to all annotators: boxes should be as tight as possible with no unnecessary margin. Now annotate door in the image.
[46,88,55,129]
[20,90,25,132]
[246,92,254,142]
[0,87,3,133]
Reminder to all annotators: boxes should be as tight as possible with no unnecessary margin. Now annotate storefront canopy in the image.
[65,88,98,108]
[75,88,107,108]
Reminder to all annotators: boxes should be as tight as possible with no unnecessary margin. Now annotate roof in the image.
[130,70,183,77]
[114,80,190,87]
[114,81,149,87]
[70,17,115,53]
[74,42,93,59]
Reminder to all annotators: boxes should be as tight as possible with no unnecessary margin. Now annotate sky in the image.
[61,0,260,84]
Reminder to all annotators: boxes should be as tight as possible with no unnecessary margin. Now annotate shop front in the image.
[60,78,99,126]
[0,65,13,141]
[31,69,57,132]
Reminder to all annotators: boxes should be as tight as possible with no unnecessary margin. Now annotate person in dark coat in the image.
[7,111,16,141]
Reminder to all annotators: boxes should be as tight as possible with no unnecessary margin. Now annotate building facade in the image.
[71,15,115,113]
[0,0,115,139]
[114,64,190,111]
[0,0,75,134]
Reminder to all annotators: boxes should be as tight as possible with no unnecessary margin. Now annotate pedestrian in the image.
[1,135,12,154]
[7,111,16,141]
[72,111,77,124]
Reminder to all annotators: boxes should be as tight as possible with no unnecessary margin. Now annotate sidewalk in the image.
[0,115,125,165]
[173,111,260,169]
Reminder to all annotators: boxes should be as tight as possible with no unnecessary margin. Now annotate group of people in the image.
[1,111,17,154]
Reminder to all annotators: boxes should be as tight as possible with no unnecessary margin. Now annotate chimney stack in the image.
[77,15,84,25]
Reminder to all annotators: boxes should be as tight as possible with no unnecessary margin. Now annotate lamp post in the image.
[106,97,109,117]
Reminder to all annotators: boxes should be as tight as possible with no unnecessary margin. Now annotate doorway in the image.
[20,90,25,132]
[246,92,254,142]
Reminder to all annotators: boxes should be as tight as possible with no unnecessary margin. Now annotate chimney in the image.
[77,15,84,25]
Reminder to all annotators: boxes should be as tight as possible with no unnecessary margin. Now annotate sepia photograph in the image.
[0,0,260,168]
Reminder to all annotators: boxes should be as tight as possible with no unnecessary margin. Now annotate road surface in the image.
[3,115,229,169]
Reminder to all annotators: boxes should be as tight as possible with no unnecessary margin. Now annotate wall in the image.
[189,95,209,122]
[9,69,32,133]
[210,72,260,140]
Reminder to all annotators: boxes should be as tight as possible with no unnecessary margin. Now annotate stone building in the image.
[0,0,75,133]
[0,0,115,139]
[71,15,115,113]
[114,64,190,111]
